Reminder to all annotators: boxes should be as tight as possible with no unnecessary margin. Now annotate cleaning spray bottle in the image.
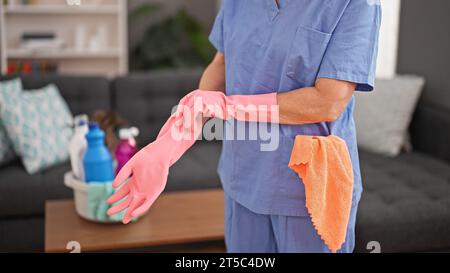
[115,127,139,175]
[83,122,114,183]
[69,114,89,181]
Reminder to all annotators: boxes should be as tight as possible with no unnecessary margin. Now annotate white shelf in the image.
[0,0,128,75]
[4,4,118,15]
[7,48,121,59]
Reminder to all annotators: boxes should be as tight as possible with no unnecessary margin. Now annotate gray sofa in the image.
[0,70,449,252]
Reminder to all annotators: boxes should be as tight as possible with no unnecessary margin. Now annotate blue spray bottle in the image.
[83,123,114,183]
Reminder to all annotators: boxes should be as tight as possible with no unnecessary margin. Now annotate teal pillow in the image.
[0,78,21,166]
[0,84,74,174]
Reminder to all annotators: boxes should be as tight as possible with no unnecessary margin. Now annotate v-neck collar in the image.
[266,0,292,21]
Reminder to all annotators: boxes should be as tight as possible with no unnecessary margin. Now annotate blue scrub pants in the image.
[224,193,358,253]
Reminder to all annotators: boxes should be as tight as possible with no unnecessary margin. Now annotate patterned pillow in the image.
[0,78,21,166]
[0,84,74,174]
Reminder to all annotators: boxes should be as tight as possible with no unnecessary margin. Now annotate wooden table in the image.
[45,189,225,253]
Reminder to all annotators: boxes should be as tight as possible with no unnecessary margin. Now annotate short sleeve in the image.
[317,0,382,91]
[209,3,225,53]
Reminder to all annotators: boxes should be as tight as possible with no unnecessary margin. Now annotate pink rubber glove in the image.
[107,90,278,224]
[157,90,279,139]
[106,113,201,224]
[178,90,279,123]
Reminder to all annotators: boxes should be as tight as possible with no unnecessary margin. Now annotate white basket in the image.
[64,172,121,223]
[64,172,91,220]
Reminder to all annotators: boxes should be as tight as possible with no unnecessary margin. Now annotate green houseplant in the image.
[130,3,215,71]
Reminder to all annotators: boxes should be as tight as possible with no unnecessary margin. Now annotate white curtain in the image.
[377,0,401,78]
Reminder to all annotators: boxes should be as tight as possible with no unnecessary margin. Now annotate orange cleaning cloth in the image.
[288,135,354,253]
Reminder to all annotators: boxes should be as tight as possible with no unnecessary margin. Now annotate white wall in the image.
[376,0,401,78]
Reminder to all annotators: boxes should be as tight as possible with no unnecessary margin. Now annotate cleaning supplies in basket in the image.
[66,119,140,222]
[83,122,114,183]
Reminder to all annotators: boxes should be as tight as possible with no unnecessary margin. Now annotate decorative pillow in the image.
[0,78,22,166]
[354,75,425,157]
[0,84,73,174]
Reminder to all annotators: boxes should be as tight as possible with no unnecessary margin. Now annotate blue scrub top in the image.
[209,0,382,216]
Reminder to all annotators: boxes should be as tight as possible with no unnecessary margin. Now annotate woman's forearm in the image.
[199,54,355,125]
[199,52,226,92]
[277,78,356,125]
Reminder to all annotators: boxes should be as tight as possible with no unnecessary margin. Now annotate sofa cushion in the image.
[354,76,425,157]
[355,150,450,252]
[0,84,73,174]
[410,103,450,165]
[0,74,111,115]
[0,160,72,218]
[165,141,222,192]
[0,78,21,166]
[113,69,203,145]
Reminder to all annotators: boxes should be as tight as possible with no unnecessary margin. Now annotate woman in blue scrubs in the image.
[199,0,381,253]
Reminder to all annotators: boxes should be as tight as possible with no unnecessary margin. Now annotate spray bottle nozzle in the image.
[119,127,140,140]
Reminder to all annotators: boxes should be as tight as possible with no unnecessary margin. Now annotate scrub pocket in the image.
[286,26,332,86]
